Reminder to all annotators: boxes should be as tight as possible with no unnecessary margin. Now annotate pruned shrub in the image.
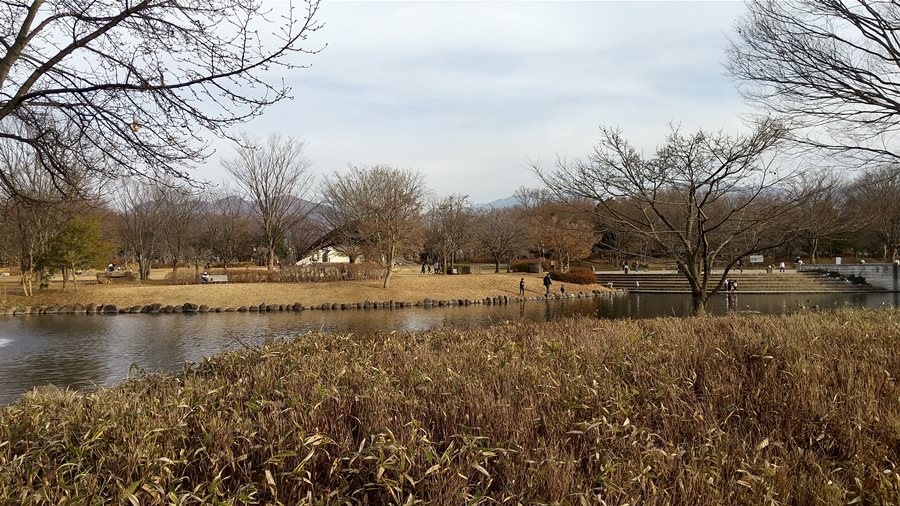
[549,268,596,285]
[226,263,384,283]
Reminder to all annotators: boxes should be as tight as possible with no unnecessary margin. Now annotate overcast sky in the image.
[207,0,751,203]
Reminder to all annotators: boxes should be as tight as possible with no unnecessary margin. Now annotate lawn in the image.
[0,266,599,310]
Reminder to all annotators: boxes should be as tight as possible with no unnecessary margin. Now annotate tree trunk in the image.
[172,258,178,275]
[71,263,78,292]
[811,237,819,264]
[691,293,708,316]
[383,245,395,288]
[138,256,150,280]
[267,245,275,272]
[494,257,500,273]
[61,267,68,292]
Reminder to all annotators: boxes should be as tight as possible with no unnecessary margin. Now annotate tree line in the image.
[0,133,600,293]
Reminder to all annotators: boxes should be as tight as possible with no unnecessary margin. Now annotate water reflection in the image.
[0,292,896,405]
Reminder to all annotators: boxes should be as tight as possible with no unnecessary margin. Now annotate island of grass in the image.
[1,309,897,503]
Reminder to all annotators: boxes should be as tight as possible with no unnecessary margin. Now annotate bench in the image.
[96,271,139,284]
[202,274,228,284]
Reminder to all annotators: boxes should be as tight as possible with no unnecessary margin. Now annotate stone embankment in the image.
[0,290,614,316]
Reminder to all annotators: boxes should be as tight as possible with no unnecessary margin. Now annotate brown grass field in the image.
[0,266,591,310]
[1,309,897,503]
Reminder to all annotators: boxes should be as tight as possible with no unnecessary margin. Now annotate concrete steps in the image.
[595,271,881,293]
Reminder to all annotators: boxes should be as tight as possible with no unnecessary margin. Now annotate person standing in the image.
[779,261,786,273]
[737,258,744,273]
[623,262,629,274]
[543,273,552,295]
[519,277,526,296]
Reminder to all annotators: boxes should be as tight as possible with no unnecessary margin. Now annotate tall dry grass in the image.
[1,310,898,504]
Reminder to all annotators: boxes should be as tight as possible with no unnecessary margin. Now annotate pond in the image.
[0,291,897,405]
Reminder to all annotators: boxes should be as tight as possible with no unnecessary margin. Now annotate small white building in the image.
[296,246,352,265]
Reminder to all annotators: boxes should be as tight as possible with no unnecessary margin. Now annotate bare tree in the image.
[0,0,323,196]
[425,195,475,274]
[116,180,164,280]
[475,208,529,273]
[729,1,900,162]
[322,165,427,288]
[536,120,810,314]
[791,170,852,264]
[224,134,317,271]
[846,165,900,261]
[521,199,597,271]
[286,213,325,264]
[158,183,202,275]
[201,191,253,273]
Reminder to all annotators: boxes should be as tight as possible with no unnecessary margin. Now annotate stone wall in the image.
[799,262,899,292]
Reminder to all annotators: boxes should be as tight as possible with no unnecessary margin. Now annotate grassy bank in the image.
[1,310,898,503]
[0,268,595,310]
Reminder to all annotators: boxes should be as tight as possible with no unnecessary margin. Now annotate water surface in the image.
[1,292,896,405]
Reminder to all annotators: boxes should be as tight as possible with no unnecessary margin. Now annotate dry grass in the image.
[1,309,898,504]
[0,266,588,309]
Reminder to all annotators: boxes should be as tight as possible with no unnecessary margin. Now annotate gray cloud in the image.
[202,0,750,202]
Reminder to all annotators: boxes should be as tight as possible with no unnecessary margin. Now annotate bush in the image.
[509,258,551,273]
[549,268,596,285]
[226,263,384,283]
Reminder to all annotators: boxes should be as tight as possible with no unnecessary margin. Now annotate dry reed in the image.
[1,309,898,504]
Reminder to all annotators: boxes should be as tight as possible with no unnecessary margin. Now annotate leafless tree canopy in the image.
[537,120,809,313]
[116,179,165,280]
[729,0,900,161]
[475,207,529,273]
[322,165,426,288]
[224,134,316,271]
[790,170,853,264]
[846,165,900,260]
[201,191,253,272]
[0,0,322,195]
[425,194,475,274]
[157,182,202,275]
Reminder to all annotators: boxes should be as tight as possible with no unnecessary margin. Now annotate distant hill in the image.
[474,195,518,210]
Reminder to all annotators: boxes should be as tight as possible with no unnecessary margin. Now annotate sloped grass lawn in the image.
[1,310,898,504]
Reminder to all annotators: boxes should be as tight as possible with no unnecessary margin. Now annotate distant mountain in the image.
[474,195,518,210]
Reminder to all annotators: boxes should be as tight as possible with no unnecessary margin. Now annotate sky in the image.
[205,0,752,204]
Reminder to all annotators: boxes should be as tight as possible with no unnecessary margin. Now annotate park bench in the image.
[96,271,139,284]
[204,274,228,284]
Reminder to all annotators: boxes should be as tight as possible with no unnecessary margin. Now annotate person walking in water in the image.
[543,272,552,295]
[519,277,525,296]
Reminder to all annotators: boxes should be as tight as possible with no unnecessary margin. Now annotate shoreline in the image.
[0,289,616,316]
[0,268,615,315]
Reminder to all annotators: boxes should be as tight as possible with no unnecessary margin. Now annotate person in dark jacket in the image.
[543,273,552,295]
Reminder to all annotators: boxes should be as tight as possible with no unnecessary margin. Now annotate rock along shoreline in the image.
[0,290,621,316]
